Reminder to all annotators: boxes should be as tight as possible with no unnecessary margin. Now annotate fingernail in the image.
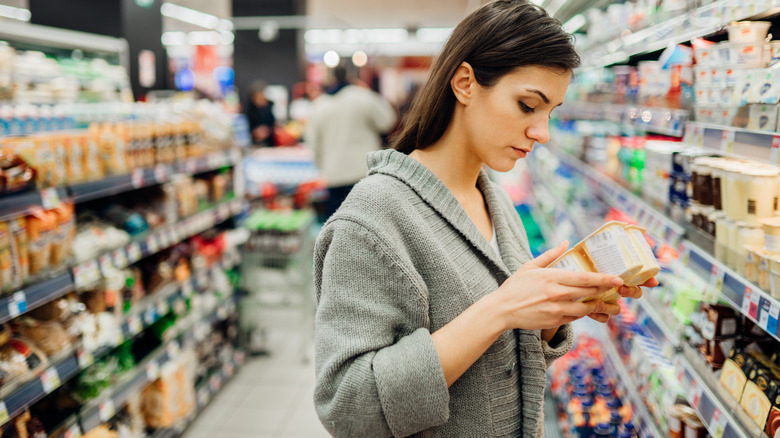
[612,277,623,287]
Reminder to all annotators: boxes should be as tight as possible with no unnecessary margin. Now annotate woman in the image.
[313,1,657,437]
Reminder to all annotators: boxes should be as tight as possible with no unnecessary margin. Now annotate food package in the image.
[84,129,104,180]
[50,203,75,269]
[0,222,13,294]
[51,133,69,187]
[16,318,72,356]
[27,297,68,322]
[0,149,35,194]
[0,337,47,384]
[8,217,29,289]
[81,425,119,438]
[140,352,195,428]
[26,210,56,276]
[66,134,86,184]
[8,136,56,188]
[81,289,108,314]
[550,221,660,303]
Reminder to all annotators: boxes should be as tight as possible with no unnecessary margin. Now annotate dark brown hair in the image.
[392,0,580,154]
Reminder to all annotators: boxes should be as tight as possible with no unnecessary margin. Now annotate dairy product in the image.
[770,257,780,300]
[761,217,780,252]
[624,225,660,286]
[736,223,764,276]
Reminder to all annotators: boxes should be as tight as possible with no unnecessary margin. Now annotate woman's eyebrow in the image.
[525,88,549,104]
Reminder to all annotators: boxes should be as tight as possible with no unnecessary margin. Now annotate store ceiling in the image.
[306,0,484,29]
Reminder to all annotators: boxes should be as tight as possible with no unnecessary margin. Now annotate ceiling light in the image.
[323,50,340,68]
[416,28,453,43]
[563,14,586,33]
[304,28,408,45]
[0,4,31,21]
[161,2,232,31]
[187,31,219,46]
[161,31,187,46]
[352,51,368,67]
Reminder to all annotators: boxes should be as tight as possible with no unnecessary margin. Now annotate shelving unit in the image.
[684,121,780,165]
[558,102,689,137]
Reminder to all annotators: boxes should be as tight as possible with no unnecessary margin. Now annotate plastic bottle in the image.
[622,422,638,438]
[577,398,594,438]
[609,411,623,437]
[593,422,615,437]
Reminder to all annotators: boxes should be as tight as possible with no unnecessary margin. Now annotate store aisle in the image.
[182,328,327,438]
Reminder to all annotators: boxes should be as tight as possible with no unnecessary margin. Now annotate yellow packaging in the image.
[624,225,661,286]
[51,133,69,186]
[26,210,55,275]
[720,358,748,401]
[66,134,86,184]
[9,217,29,288]
[740,380,772,429]
[0,222,12,294]
[8,136,56,188]
[85,126,104,180]
[113,122,129,174]
[50,203,74,268]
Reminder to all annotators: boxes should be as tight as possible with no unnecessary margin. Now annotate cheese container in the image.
[761,217,780,253]
[745,244,763,283]
[624,225,660,286]
[741,380,773,429]
[770,256,780,300]
[720,358,749,401]
[727,21,772,44]
[736,223,764,276]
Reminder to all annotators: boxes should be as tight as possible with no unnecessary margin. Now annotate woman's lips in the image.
[512,147,529,157]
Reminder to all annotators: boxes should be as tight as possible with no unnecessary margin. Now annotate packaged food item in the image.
[50,203,75,268]
[84,128,104,180]
[727,21,772,43]
[770,257,780,300]
[0,337,46,382]
[8,136,56,189]
[0,149,35,194]
[745,244,763,283]
[701,304,739,340]
[26,210,55,276]
[8,217,29,289]
[748,104,779,131]
[16,318,72,356]
[721,357,749,401]
[0,222,12,294]
[741,376,774,429]
[761,217,780,253]
[51,133,69,186]
[623,225,660,286]
[66,134,86,184]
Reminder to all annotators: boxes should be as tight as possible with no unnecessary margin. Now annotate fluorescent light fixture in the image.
[323,50,340,68]
[161,31,187,46]
[563,14,586,33]
[352,50,368,67]
[305,28,408,45]
[219,31,235,45]
[416,27,453,43]
[161,2,232,31]
[0,4,31,21]
[529,0,544,5]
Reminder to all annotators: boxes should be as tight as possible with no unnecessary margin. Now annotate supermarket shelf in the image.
[681,240,780,342]
[0,187,69,222]
[0,272,73,325]
[548,146,686,249]
[78,292,239,433]
[593,324,665,438]
[579,0,773,69]
[633,297,683,356]
[676,343,762,438]
[558,101,689,137]
[684,122,780,165]
[72,197,244,290]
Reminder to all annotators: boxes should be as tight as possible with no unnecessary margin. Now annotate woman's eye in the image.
[519,102,535,113]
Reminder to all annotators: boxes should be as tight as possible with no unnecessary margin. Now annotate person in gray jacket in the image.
[313,1,657,437]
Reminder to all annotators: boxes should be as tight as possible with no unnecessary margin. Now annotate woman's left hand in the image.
[587,277,659,323]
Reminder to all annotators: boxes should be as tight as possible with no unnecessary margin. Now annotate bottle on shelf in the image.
[593,422,616,437]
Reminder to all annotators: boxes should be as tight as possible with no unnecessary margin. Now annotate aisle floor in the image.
[182,329,327,438]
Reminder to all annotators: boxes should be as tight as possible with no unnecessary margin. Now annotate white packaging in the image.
[717,42,735,66]
[727,21,772,43]
[731,42,767,68]
[748,103,779,131]
[770,41,780,66]
[694,66,711,85]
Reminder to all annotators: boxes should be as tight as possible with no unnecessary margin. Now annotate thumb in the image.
[520,240,568,272]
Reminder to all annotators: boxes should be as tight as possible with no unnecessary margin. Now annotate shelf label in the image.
[145,361,160,381]
[41,367,61,394]
[166,228,178,245]
[209,375,222,392]
[64,424,82,438]
[115,329,124,346]
[128,315,142,335]
[749,288,761,320]
[709,408,727,438]
[157,300,170,317]
[77,349,94,369]
[772,136,780,164]
[41,187,61,210]
[743,287,753,315]
[74,260,100,289]
[146,235,160,254]
[0,401,9,426]
[127,242,142,263]
[759,298,771,331]
[131,168,144,188]
[167,341,180,359]
[7,291,26,318]
[112,248,128,268]
[720,129,735,154]
[223,361,234,377]
[235,350,246,365]
[185,159,198,174]
[692,124,704,147]
[768,302,779,336]
[98,399,116,422]
[197,387,210,406]
[181,280,194,298]
[98,254,113,276]
[144,307,156,325]
[154,164,168,182]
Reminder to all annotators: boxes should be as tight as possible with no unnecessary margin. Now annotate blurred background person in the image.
[307,63,397,221]
[245,80,277,146]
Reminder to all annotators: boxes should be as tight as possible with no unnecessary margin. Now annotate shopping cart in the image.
[238,209,316,362]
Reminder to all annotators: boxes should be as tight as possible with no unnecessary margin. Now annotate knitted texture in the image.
[313,149,574,437]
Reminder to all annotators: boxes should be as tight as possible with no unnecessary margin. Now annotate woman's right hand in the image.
[488,241,624,331]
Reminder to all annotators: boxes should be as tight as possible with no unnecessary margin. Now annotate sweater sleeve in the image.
[313,220,450,437]
[541,323,574,368]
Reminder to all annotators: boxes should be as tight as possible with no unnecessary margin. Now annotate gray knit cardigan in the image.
[313,149,573,437]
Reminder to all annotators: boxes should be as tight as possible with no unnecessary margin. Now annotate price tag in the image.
[166,228,178,245]
[197,387,210,406]
[771,135,780,165]
[185,159,197,174]
[224,361,235,377]
[41,367,61,393]
[721,129,735,153]
[749,288,761,319]
[144,307,156,325]
[77,349,94,369]
[158,230,170,249]
[145,361,160,381]
[128,315,142,335]
[146,235,160,254]
[690,381,703,409]
[167,341,180,359]
[181,280,194,298]
[709,408,727,438]
[693,124,704,147]
[115,329,124,346]
[759,298,771,330]
[63,423,82,438]
[768,303,780,336]
[235,350,246,365]
[154,164,168,182]
[41,187,61,210]
[98,399,116,422]
[209,375,222,392]
[131,168,144,188]
[98,253,114,276]
[112,248,128,268]
[127,242,142,263]
[0,401,9,426]
[743,287,753,315]
[7,291,26,318]
[710,265,724,292]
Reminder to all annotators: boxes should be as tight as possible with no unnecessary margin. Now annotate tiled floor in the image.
[182,326,327,438]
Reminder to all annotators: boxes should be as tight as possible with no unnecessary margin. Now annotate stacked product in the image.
[719,346,780,436]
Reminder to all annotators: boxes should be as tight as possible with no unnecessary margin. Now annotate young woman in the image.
[313,1,657,437]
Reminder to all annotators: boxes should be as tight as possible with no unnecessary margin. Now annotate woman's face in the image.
[462,65,571,172]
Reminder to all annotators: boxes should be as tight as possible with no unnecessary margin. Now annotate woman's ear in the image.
[450,62,476,105]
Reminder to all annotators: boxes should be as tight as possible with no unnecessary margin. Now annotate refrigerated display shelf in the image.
[684,121,780,165]
[579,0,776,69]
[0,272,74,325]
[633,296,683,357]
[677,343,762,438]
[0,187,69,222]
[593,324,665,438]
[681,240,780,342]
[557,101,689,137]
[548,146,686,249]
